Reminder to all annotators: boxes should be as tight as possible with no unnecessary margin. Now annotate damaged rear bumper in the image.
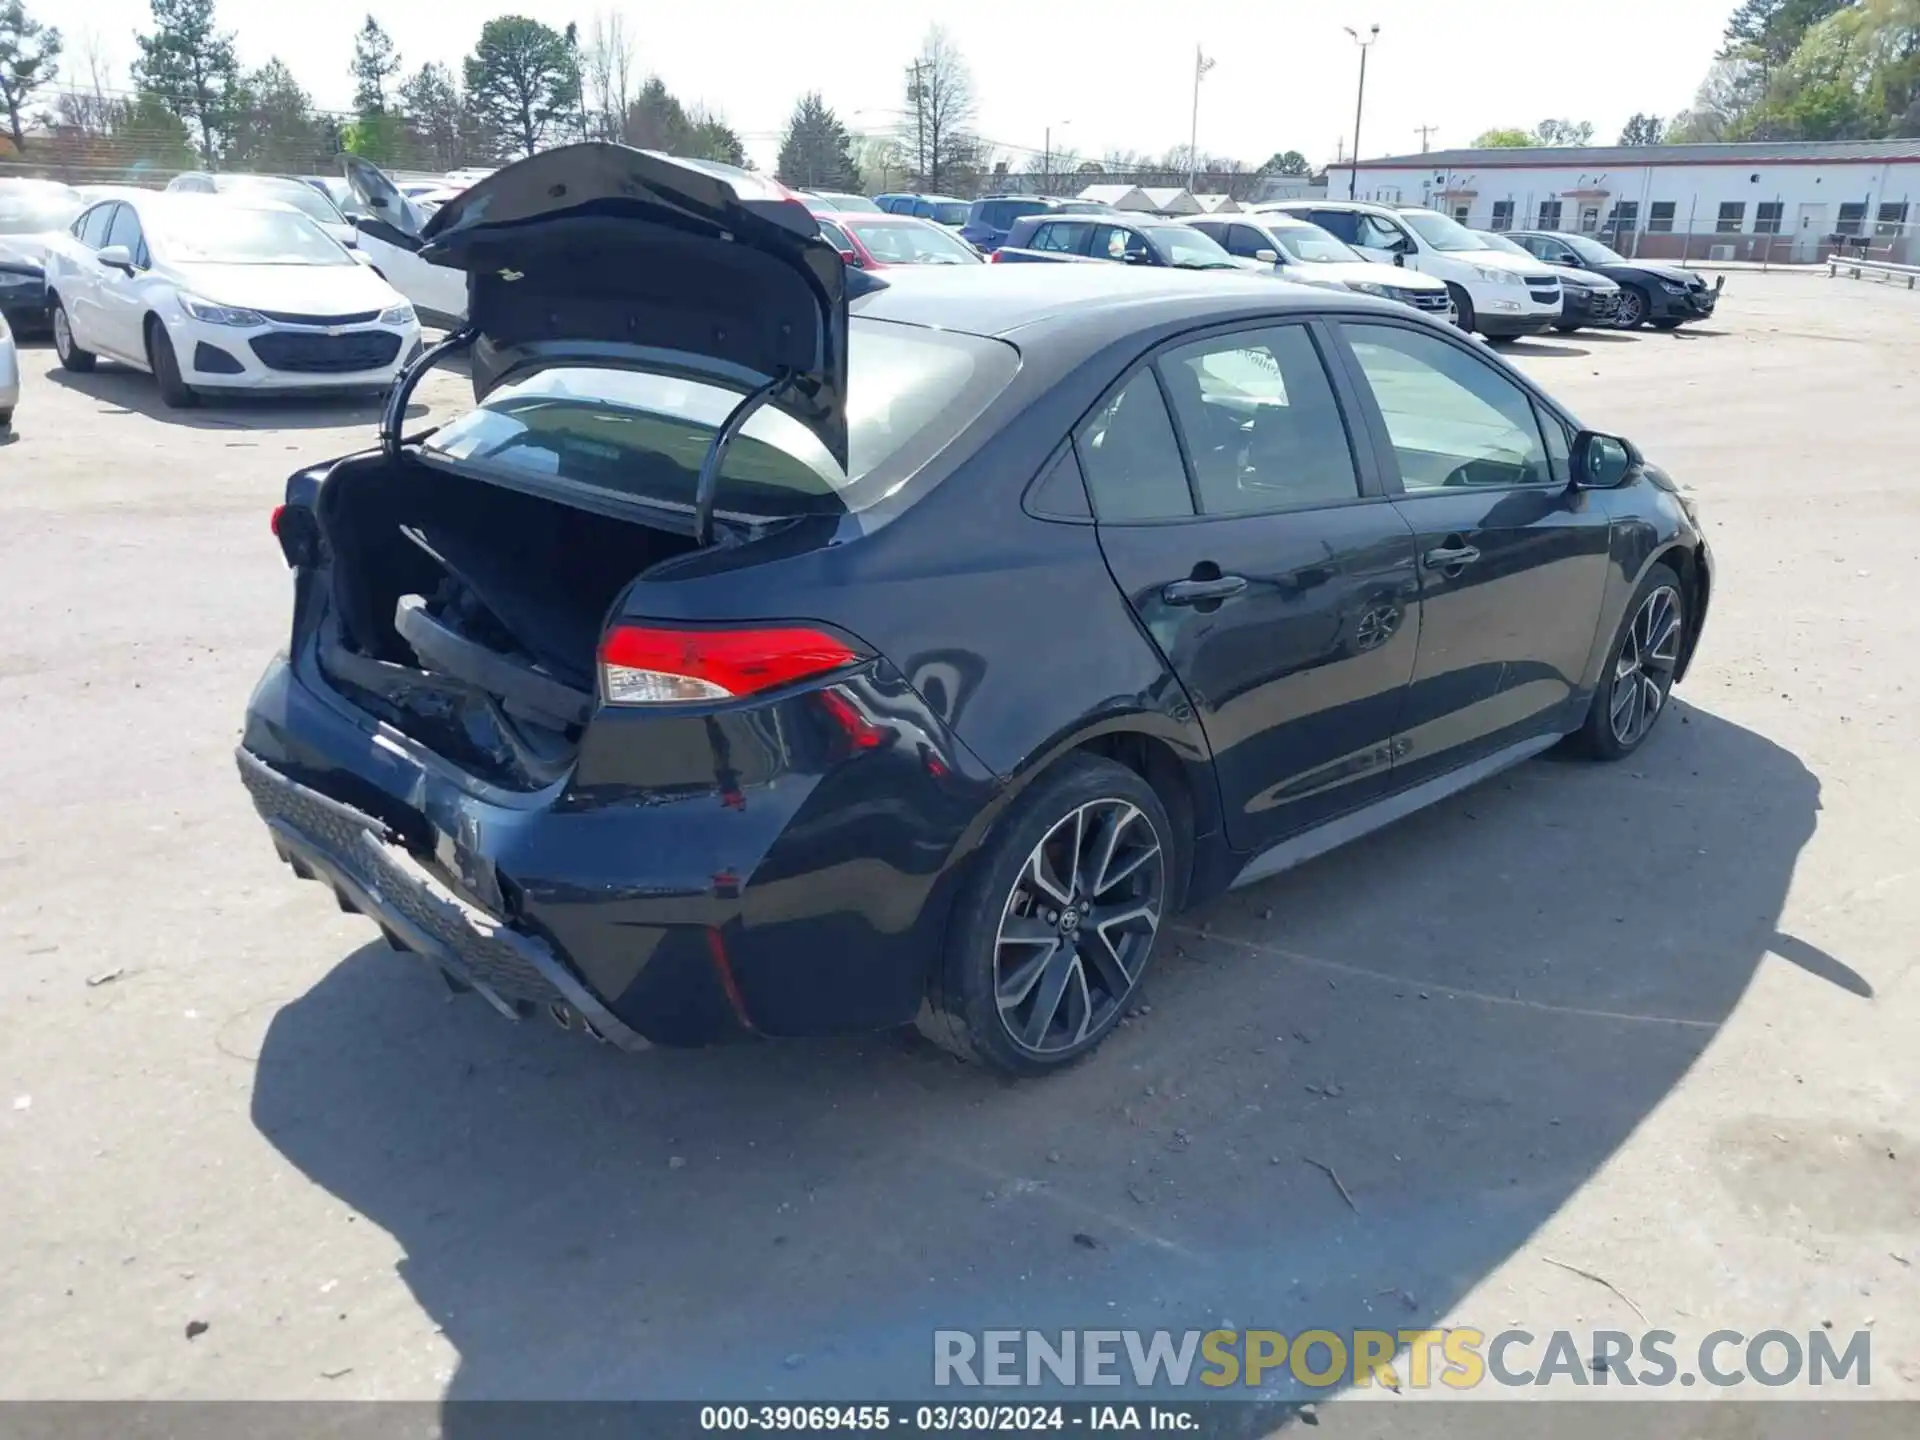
[237,747,649,1049]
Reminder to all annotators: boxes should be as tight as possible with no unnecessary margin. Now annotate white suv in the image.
[1265,200,1563,340]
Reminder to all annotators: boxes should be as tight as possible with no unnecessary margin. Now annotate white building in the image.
[1326,139,1920,264]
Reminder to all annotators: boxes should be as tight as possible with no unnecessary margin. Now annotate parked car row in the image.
[233,142,1713,1077]
[0,160,1724,433]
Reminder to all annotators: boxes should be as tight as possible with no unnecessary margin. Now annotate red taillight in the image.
[270,503,286,536]
[986,249,1001,263]
[599,624,862,705]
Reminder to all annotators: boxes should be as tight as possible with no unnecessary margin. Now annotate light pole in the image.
[1042,120,1070,195]
[1188,46,1215,192]
[1343,24,1379,199]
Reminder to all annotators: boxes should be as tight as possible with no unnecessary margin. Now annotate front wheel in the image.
[1651,317,1684,331]
[1574,562,1686,760]
[51,298,96,372]
[1616,285,1650,329]
[1552,322,1582,333]
[1446,284,1477,334]
[146,320,198,409]
[917,755,1172,1075]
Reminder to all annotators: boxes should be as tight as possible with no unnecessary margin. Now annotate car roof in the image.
[836,212,947,226]
[1185,212,1313,230]
[108,190,303,224]
[850,263,1377,346]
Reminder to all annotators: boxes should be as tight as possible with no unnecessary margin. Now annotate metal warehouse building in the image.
[1326,139,1920,265]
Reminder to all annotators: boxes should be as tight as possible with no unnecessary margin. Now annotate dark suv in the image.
[237,144,1712,1077]
[960,196,1111,253]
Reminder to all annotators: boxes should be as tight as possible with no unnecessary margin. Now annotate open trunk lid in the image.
[417,142,852,470]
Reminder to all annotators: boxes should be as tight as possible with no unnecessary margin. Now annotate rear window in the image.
[421,320,1020,521]
[981,199,1048,230]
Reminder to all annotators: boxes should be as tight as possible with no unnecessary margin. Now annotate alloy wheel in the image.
[993,799,1164,1056]
[53,307,71,361]
[1610,585,1682,748]
[1618,289,1646,327]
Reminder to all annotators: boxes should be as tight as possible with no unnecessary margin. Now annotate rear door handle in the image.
[1423,544,1481,570]
[1163,575,1248,605]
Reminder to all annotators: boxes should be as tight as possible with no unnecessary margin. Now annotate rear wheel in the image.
[1552,322,1582,333]
[51,299,96,372]
[1446,284,1476,334]
[1616,284,1650,329]
[917,755,1171,1075]
[146,319,197,409]
[1651,317,1684,331]
[1574,562,1685,760]
[0,408,12,431]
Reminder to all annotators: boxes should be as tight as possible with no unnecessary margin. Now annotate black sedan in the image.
[1507,230,1723,330]
[991,210,1243,271]
[236,144,1712,1076]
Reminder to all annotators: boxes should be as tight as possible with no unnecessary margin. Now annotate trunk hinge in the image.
[692,370,792,548]
[382,326,476,459]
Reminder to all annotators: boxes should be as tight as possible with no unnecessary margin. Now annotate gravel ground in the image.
[1,273,1914,1413]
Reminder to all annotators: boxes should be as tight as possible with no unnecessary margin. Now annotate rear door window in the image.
[1075,372,1193,522]
[1158,326,1361,514]
[1304,209,1359,243]
[1034,221,1090,254]
[420,320,1019,521]
[74,203,115,248]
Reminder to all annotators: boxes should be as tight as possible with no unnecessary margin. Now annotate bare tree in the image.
[54,27,117,135]
[901,25,976,192]
[582,10,633,143]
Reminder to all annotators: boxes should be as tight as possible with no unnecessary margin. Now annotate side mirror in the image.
[1122,250,1154,266]
[96,244,135,273]
[1571,430,1641,489]
[837,248,861,268]
[1254,248,1279,264]
[1392,251,1405,267]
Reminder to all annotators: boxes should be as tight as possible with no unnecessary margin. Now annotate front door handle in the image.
[1423,544,1481,571]
[1163,575,1248,605]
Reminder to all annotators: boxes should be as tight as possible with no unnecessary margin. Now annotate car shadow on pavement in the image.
[42,365,424,432]
[1498,339,1589,358]
[250,703,1835,1420]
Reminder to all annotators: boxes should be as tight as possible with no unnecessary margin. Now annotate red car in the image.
[809,211,983,270]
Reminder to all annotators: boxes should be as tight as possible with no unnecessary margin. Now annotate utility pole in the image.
[1415,123,1438,153]
[1188,46,1215,192]
[1343,24,1380,199]
[907,60,927,188]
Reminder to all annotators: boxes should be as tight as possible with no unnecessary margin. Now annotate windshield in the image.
[1268,222,1363,264]
[1398,209,1495,253]
[420,320,1020,519]
[1565,235,1627,265]
[1145,225,1236,268]
[151,205,354,266]
[0,185,82,235]
[1475,231,1531,256]
[931,201,969,227]
[218,176,345,228]
[845,218,980,265]
[815,192,882,213]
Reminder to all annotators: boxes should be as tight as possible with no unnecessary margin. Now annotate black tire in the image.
[1446,283,1476,334]
[1552,322,1582,333]
[1616,284,1650,329]
[51,297,96,372]
[1573,561,1686,761]
[916,754,1173,1076]
[1651,317,1684,331]
[146,319,198,409]
[0,408,12,431]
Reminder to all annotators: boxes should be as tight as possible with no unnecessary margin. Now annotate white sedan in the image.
[0,310,18,432]
[44,192,420,408]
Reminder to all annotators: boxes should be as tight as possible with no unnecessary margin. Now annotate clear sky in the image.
[56,0,1734,171]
